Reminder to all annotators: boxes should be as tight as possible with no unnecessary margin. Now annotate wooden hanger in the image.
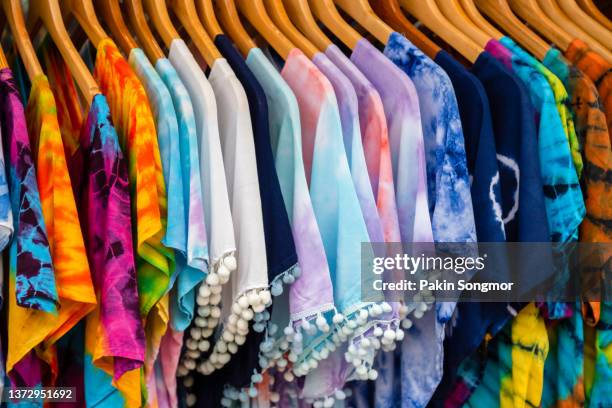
[537,0,612,60]
[28,0,99,105]
[308,0,361,49]
[333,0,394,46]
[398,0,481,62]
[557,0,612,49]
[436,0,491,47]
[459,0,503,38]
[96,0,139,55]
[62,0,109,47]
[143,0,182,48]
[167,0,223,66]
[263,0,319,58]
[371,0,441,58]
[577,0,612,31]
[282,0,332,51]
[236,0,295,59]
[3,0,44,79]
[508,0,572,50]
[124,0,165,61]
[214,0,257,56]
[196,0,224,38]
[0,46,7,69]
[475,0,550,60]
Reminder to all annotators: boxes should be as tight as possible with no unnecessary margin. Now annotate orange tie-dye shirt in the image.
[565,39,612,145]
[6,75,96,377]
[93,39,172,318]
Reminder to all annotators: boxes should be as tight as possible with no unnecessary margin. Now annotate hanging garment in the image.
[486,40,585,246]
[543,48,612,245]
[435,51,505,243]
[440,50,550,408]
[86,38,170,407]
[192,56,268,379]
[128,48,185,407]
[542,49,612,408]
[280,47,377,382]
[564,39,612,143]
[155,55,209,331]
[383,32,476,408]
[12,73,97,384]
[350,38,433,244]
[1,67,56,387]
[501,38,582,178]
[160,39,235,405]
[43,45,144,402]
[302,51,397,402]
[324,44,401,245]
[191,35,298,406]
[349,36,434,408]
[313,51,383,246]
[245,46,334,397]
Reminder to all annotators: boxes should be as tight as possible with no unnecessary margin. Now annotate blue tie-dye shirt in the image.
[383,32,477,408]
[156,57,209,330]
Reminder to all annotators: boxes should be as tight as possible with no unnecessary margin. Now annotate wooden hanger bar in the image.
[334,0,393,45]
[214,0,257,56]
[508,0,572,50]
[577,0,612,31]
[62,0,109,47]
[236,0,295,59]
[125,0,165,62]
[28,0,99,105]
[3,0,44,80]
[167,0,223,66]
[557,0,612,49]
[475,0,550,60]
[196,0,224,38]
[371,0,440,58]
[283,0,333,51]
[437,0,491,47]
[264,0,319,58]
[459,0,503,38]
[399,0,481,62]
[537,0,612,61]
[308,0,361,49]
[97,0,139,54]
[143,0,182,49]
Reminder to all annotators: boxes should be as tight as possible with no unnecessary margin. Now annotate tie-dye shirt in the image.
[384,33,476,245]
[128,49,186,281]
[94,39,171,320]
[351,38,433,244]
[11,75,97,383]
[156,57,208,331]
[325,44,401,244]
[543,48,612,408]
[501,38,582,177]
[564,39,612,144]
[281,47,372,349]
[0,69,56,381]
[312,52,383,245]
[543,48,611,254]
[43,43,144,385]
[487,41,585,245]
[382,32,476,408]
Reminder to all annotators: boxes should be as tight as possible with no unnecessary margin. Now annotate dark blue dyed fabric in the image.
[434,50,505,243]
